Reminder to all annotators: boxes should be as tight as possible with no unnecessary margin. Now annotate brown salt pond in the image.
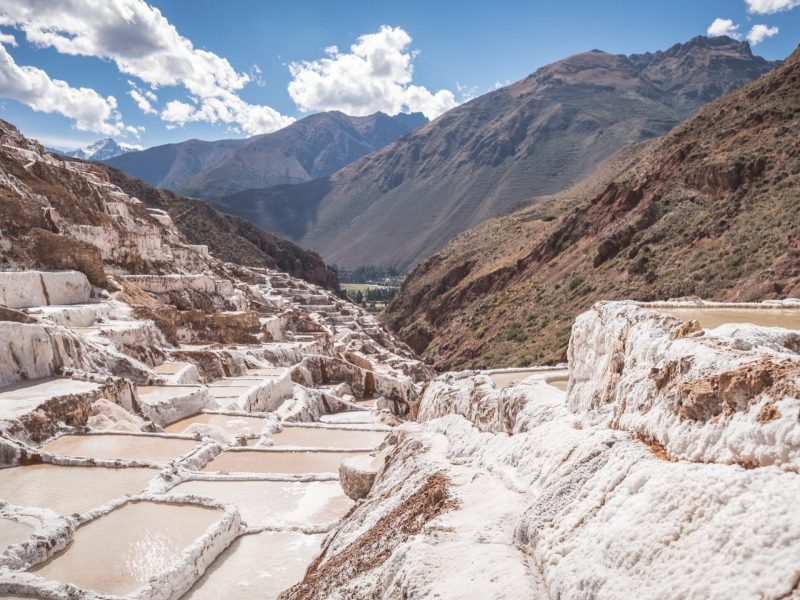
[202,450,362,474]
[489,370,568,388]
[271,426,386,449]
[168,479,352,526]
[182,531,323,600]
[545,376,569,391]
[165,412,271,436]
[30,501,223,596]
[653,307,800,330]
[42,434,199,463]
[153,362,192,374]
[0,516,34,552]
[0,464,157,515]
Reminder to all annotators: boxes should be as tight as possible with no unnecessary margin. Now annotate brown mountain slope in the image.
[383,44,800,370]
[211,36,775,269]
[102,166,339,291]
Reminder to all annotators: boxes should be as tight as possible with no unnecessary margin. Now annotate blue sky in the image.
[0,0,797,150]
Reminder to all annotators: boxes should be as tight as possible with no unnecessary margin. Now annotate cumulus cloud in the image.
[0,40,125,135]
[0,0,293,134]
[745,0,800,14]
[747,24,780,44]
[127,80,157,115]
[288,25,458,120]
[707,18,742,39]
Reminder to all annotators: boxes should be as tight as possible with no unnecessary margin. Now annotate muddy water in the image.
[489,370,546,387]
[0,516,34,551]
[654,307,800,330]
[183,531,323,600]
[271,426,386,449]
[203,450,362,474]
[165,413,271,436]
[546,376,569,391]
[31,501,223,596]
[0,464,157,515]
[42,434,198,463]
[169,480,352,526]
[153,362,191,374]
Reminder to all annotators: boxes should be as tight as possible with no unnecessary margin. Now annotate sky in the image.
[0,0,797,150]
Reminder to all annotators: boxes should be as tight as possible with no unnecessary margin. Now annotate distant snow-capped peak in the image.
[65,138,143,161]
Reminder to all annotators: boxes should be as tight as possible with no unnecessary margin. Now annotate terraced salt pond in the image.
[271,426,387,449]
[203,449,363,474]
[0,464,157,514]
[546,376,569,391]
[30,501,223,596]
[489,369,570,388]
[165,412,271,436]
[0,377,101,419]
[320,411,376,424]
[654,307,800,330]
[0,516,34,552]
[182,531,323,600]
[42,434,198,463]
[168,479,352,526]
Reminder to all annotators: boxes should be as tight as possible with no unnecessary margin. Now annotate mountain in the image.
[101,165,340,291]
[104,111,427,196]
[104,137,247,191]
[65,138,142,161]
[383,42,800,369]
[209,36,776,270]
[0,118,338,292]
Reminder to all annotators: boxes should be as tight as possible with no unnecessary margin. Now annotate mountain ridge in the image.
[209,36,776,269]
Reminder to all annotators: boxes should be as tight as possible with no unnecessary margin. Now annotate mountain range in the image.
[62,138,143,161]
[384,41,800,369]
[207,36,775,269]
[104,111,426,196]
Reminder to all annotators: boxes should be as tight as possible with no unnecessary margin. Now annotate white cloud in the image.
[747,24,780,44]
[0,40,125,135]
[0,0,293,135]
[707,18,742,39]
[745,0,800,14]
[287,25,458,120]
[0,31,15,46]
[127,80,157,115]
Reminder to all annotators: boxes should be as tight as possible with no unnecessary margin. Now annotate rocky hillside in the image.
[212,36,775,269]
[384,43,800,369]
[106,111,426,197]
[103,166,340,291]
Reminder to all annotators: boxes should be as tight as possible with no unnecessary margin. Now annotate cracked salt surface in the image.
[182,531,324,600]
[0,464,158,515]
[30,501,224,596]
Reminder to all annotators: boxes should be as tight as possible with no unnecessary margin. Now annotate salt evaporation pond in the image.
[30,501,223,596]
[182,531,324,600]
[319,411,376,424]
[271,426,386,449]
[169,479,353,526]
[489,369,569,388]
[0,464,157,515]
[654,307,800,330]
[165,412,271,436]
[42,434,198,462]
[546,376,569,391]
[0,516,34,552]
[0,377,101,420]
[202,450,362,474]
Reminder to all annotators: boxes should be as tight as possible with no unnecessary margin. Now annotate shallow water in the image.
[182,531,323,600]
[0,464,157,515]
[165,413,271,436]
[271,427,386,449]
[202,450,361,474]
[42,434,198,463]
[653,307,800,330]
[490,370,567,388]
[545,376,569,391]
[31,501,223,596]
[320,411,376,424]
[0,516,34,552]
[153,362,191,374]
[168,479,352,526]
